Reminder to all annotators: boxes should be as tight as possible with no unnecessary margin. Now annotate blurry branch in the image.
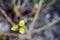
[0,32,32,40]
[21,7,27,13]
[13,4,20,19]
[12,0,16,4]
[0,8,15,25]
[35,0,57,33]
[44,0,56,13]
[0,8,30,40]
[0,1,7,11]
[0,32,18,36]
[46,0,56,10]
[17,0,29,15]
[0,19,59,40]
[26,0,44,40]
[29,0,43,31]
[12,0,20,19]
[21,0,29,9]
[17,0,21,9]
[33,18,60,32]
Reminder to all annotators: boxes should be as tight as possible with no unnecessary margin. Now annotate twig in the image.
[26,0,44,40]
[12,0,20,19]
[0,32,29,38]
[13,4,20,19]
[44,0,56,13]
[33,18,60,32]
[0,8,30,40]
[17,0,21,9]
[29,0,43,31]
[12,0,16,4]
[0,8,15,25]
[46,0,56,10]
[21,0,29,9]
[0,32,32,40]
[32,0,57,33]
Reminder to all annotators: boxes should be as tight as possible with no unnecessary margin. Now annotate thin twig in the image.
[0,32,29,38]
[33,18,60,32]
[12,0,16,4]
[29,0,43,31]
[12,0,20,19]
[44,0,56,13]
[0,8,15,25]
[26,0,44,40]
[21,0,29,9]
[0,8,29,39]
[17,0,21,9]
[46,0,56,10]
[33,0,57,33]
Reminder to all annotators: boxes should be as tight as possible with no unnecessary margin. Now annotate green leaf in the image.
[19,27,25,34]
[11,25,19,31]
[19,20,25,27]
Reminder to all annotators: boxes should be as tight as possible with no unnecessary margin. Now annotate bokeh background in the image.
[0,0,60,40]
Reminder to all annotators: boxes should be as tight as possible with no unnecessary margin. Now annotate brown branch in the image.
[29,0,43,31]
[26,1,44,40]
[21,0,29,9]
[46,0,56,10]
[0,8,31,39]
[33,18,60,33]
[0,32,29,39]
[43,0,56,13]
[0,8,15,25]
[32,0,57,33]
[17,0,21,9]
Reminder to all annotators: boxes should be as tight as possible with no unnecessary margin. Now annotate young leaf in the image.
[11,25,19,31]
[19,27,25,34]
[19,20,25,27]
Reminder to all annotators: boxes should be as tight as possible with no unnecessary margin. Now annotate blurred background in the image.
[0,0,60,40]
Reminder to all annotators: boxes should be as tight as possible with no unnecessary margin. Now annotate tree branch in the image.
[29,0,43,31]
[0,8,15,25]
[33,18,60,33]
